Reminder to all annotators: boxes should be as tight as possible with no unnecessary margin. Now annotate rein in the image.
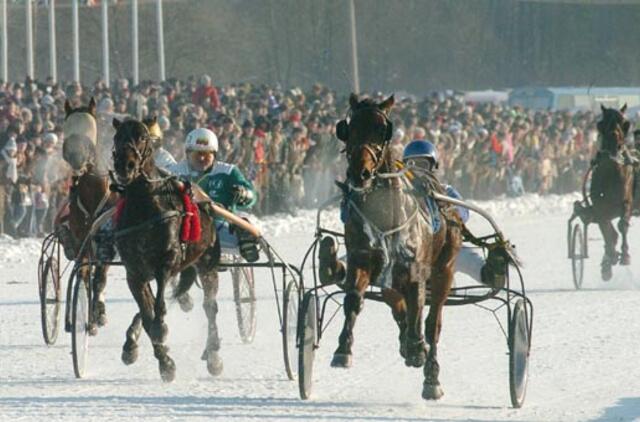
[113,210,183,239]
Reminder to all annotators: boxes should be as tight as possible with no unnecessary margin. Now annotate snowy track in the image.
[1,193,640,421]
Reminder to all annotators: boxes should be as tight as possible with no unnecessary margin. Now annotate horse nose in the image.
[361,169,371,180]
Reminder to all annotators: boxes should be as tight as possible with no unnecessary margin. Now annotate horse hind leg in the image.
[200,270,223,376]
[173,266,196,312]
[122,313,142,365]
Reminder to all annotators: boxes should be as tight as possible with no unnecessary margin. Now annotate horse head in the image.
[336,93,395,190]
[597,104,630,155]
[62,97,98,175]
[112,118,154,185]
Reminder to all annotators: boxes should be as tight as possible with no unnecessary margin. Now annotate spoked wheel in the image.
[71,267,91,378]
[39,255,61,345]
[509,299,530,408]
[571,224,586,289]
[282,280,300,380]
[232,265,257,344]
[298,292,317,400]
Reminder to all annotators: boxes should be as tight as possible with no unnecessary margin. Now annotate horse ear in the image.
[64,99,72,117]
[621,103,627,114]
[623,120,631,135]
[112,118,121,130]
[379,94,395,112]
[88,97,97,117]
[151,115,158,124]
[349,93,359,109]
[600,104,606,113]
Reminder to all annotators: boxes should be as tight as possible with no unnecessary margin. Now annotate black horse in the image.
[111,118,222,381]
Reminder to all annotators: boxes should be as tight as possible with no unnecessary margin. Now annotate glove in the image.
[232,185,252,206]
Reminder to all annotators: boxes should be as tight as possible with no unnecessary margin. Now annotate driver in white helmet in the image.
[169,127,258,261]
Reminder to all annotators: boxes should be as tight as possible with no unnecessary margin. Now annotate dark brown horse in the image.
[62,98,116,331]
[589,105,634,280]
[111,118,221,381]
[331,94,462,400]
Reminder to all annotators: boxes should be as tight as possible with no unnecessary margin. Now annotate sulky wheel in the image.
[232,265,257,344]
[71,267,91,379]
[298,291,317,400]
[39,255,61,346]
[571,224,585,289]
[282,280,300,380]
[509,299,530,408]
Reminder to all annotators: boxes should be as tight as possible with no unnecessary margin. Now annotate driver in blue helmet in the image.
[320,139,508,288]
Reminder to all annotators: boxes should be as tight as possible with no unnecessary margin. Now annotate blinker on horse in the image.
[332,93,462,400]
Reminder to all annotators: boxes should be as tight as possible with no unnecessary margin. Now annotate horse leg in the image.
[422,266,453,400]
[174,266,196,312]
[331,266,370,368]
[382,288,407,359]
[126,276,176,382]
[598,221,618,281]
[78,261,100,336]
[404,280,427,368]
[619,171,633,265]
[200,269,223,376]
[121,313,142,365]
[150,269,171,344]
[92,264,108,327]
[618,218,631,265]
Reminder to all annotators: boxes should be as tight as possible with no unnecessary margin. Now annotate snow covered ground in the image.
[1,193,640,421]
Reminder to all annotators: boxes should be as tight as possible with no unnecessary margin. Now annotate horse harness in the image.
[341,167,457,288]
[70,174,112,226]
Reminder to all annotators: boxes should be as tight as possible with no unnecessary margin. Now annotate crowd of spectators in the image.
[0,75,620,238]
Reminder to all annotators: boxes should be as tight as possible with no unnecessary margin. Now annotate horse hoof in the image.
[159,357,176,383]
[405,353,427,368]
[206,352,224,376]
[88,322,99,337]
[331,353,352,368]
[601,267,613,281]
[621,255,631,266]
[96,311,108,327]
[150,322,168,343]
[422,382,444,400]
[122,345,139,365]
[177,293,194,313]
[95,302,107,326]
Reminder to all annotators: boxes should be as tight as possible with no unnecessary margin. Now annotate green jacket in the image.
[169,159,256,215]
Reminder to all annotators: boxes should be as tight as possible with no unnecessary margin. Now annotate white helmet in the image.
[185,127,218,153]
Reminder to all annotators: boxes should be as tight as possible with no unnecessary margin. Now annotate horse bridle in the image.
[113,124,155,183]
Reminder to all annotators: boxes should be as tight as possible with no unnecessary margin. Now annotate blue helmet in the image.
[403,140,438,167]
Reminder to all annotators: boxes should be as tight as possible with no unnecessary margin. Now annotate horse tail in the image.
[172,266,197,300]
